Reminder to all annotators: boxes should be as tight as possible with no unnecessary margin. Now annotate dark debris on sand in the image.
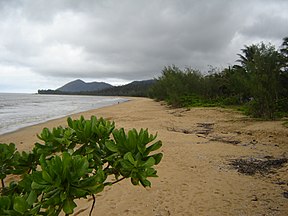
[229,157,288,175]
[167,122,214,136]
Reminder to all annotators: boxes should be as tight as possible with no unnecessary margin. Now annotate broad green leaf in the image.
[70,187,89,197]
[84,121,92,138]
[84,146,95,154]
[50,156,63,177]
[62,152,71,178]
[124,152,135,165]
[31,181,46,190]
[83,183,104,194]
[67,117,74,128]
[149,133,157,142]
[30,205,41,215]
[130,170,138,179]
[146,168,158,177]
[104,152,118,161]
[32,171,47,185]
[127,129,137,152]
[44,190,61,206]
[42,170,53,183]
[139,178,151,187]
[142,157,155,168]
[105,140,118,152]
[120,160,134,170]
[18,174,33,192]
[145,141,162,155]
[131,178,139,185]
[136,135,146,154]
[151,153,163,165]
[113,128,126,144]
[141,129,151,141]
[77,176,96,188]
[39,155,47,169]
[0,196,11,210]
[13,196,29,214]
[63,198,77,214]
[26,191,37,206]
[94,169,106,183]
[71,155,89,178]
[0,143,17,179]
[43,188,59,199]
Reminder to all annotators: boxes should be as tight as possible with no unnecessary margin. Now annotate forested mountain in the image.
[38,79,155,97]
[56,79,112,92]
[94,80,155,97]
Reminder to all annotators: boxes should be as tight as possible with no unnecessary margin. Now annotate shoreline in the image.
[0,97,133,152]
[0,97,287,215]
[0,93,128,137]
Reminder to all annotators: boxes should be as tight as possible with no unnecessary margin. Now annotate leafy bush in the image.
[149,38,288,119]
[0,116,163,215]
[179,95,217,107]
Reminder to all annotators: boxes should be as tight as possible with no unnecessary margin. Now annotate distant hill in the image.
[94,79,156,97]
[38,79,156,97]
[56,79,113,92]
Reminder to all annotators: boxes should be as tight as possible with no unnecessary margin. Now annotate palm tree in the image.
[236,44,258,68]
[236,43,283,119]
[278,37,288,111]
[280,37,288,72]
[280,37,288,56]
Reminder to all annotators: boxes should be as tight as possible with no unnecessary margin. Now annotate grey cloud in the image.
[0,0,288,88]
[237,0,288,40]
[241,14,288,40]
[71,0,241,72]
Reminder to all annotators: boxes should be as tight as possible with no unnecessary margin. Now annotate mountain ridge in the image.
[56,79,113,92]
[38,79,155,97]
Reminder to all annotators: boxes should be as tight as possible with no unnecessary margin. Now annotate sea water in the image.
[0,93,127,135]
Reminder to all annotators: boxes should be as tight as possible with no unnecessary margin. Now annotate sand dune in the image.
[0,98,287,216]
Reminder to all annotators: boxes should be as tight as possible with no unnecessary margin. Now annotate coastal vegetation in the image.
[149,37,288,119]
[0,116,162,215]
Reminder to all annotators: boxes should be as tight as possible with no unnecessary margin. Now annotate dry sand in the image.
[0,97,287,216]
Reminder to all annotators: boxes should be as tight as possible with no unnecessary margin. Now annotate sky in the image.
[0,0,288,93]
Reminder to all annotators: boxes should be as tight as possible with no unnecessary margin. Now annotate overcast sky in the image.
[0,0,288,93]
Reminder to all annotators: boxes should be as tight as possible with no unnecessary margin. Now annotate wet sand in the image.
[0,97,287,216]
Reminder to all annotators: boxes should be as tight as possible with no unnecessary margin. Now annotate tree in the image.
[149,38,288,117]
[236,44,258,68]
[149,65,203,107]
[278,37,288,112]
[237,43,283,118]
[280,37,288,59]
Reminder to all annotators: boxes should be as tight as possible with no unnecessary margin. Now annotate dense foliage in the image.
[0,116,163,215]
[149,37,288,119]
[92,80,155,97]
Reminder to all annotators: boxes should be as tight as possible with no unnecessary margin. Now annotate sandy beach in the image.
[0,97,287,216]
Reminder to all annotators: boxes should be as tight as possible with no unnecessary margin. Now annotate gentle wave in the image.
[0,93,127,135]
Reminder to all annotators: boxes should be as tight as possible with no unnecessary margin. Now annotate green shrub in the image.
[0,116,163,215]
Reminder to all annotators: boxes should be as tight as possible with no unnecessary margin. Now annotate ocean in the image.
[0,93,127,135]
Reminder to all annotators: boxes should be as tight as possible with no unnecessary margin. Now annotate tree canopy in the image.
[149,37,288,119]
